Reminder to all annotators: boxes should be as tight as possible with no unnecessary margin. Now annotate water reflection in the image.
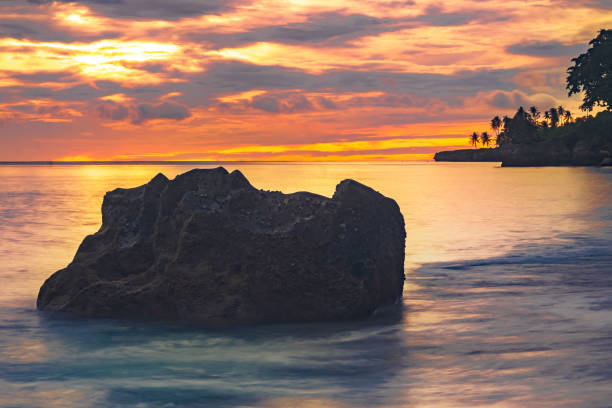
[2,307,408,408]
[0,163,611,407]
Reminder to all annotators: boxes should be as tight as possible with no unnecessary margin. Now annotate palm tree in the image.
[502,115,512,131]
[549,107,559,128]
[491,116,502,136]
[564,110,572,124]
[481,131,491,147]
[496,116,512,145]
[529,106,540,123]
[557,105,565,119]
[544,110,551,125]
[470,131,480,148]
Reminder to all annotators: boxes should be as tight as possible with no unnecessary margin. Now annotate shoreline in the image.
[434,145,612,167]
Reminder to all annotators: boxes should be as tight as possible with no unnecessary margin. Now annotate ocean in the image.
[0,162,611,407]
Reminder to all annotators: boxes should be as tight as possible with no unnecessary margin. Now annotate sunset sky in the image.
[0,0,610,161]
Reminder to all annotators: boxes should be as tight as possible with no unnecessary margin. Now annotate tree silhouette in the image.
[567,29,612,111]
[548,107,559,128]
[529,106,540,123]
[470,131,480,147]
[481,131,491,147]
[491,116,501,136]
[470,98,608,152]
[501,107,539,143]
[564,110,572,124]
[502,116,512,133]
[557,105,565,120]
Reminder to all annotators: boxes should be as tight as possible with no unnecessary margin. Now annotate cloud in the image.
[0,0,602,161]
[250,95,280,113]
[26,0,248,20]
[94,100,191,123]
[1,58,520,120]
[217,91,330,114]
[580,0,612,9]
[0,20,117,43]
[506,41,587,57]
[0,100,84,123]
[0,7,120,43]
[383,1,416,8]
[344,93,418,108]
[259,13,386,44]
[186,7,509,49]
[228,13,391,46]
[11,72,81,84]
[417,5,472,26]
[482,90,558,110]
[134,102,191,123]
[315,96,338,110]
[182,12,394,48]
[0,22,36,39]
[251,93,315,113]
[199,61,518,98]
[19,84,105,102]
[96,100,129,120]
[414,5,510,27]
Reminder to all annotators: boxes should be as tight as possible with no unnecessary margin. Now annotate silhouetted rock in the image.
[37,168,406,324]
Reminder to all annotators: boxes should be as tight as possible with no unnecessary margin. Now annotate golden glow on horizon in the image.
[55,152,437,162]
[56,155,97,162]
[217,137,467,155]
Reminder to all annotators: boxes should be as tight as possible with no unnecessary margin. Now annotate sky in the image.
[0,0,610,161]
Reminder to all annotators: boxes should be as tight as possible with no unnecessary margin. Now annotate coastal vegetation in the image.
[467,29,611,154]
[567,29,612,112]
[466,106,611,157]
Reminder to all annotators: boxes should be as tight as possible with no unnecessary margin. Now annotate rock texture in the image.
[37,167,406,324]
[434,142,611,166]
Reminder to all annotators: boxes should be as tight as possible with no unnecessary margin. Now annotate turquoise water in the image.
[1,163,611,407]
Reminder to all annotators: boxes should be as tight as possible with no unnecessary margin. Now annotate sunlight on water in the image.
[0,163,611,407]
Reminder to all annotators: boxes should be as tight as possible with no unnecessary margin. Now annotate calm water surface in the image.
[0,162,611,407]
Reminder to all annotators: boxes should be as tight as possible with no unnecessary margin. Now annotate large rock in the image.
[37,167,406,324]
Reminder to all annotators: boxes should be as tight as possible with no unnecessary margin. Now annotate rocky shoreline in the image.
[434,141,611,167]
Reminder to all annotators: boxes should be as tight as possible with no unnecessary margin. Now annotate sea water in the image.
[0,162,611,407]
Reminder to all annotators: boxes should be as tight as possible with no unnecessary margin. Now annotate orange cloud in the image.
[0,0,608,161]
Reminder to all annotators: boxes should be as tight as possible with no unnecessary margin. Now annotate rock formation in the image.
[37,167,406,324]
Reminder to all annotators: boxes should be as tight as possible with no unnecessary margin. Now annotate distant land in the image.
[435,109,612,167]
[434,146,611,167]
[437,30,612,167]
